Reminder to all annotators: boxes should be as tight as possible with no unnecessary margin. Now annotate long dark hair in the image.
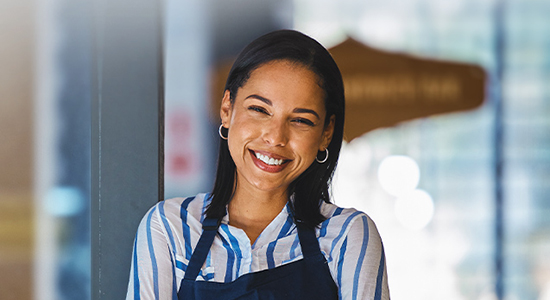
[206,29,345,228]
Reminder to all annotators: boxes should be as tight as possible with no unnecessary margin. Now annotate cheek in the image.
[293,133,324,160]
[226,118,258,157]
[228,118,257,142]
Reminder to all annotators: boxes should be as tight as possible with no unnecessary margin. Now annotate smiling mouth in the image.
[249,150,291,170]
[255,152,285,166]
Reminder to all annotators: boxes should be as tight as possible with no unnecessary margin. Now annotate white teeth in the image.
[255,152,284,166]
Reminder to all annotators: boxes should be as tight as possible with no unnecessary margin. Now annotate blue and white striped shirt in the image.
[126,193,389,300]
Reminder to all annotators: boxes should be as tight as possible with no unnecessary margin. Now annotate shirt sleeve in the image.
[126,205,179,300]
[333,214,390,300]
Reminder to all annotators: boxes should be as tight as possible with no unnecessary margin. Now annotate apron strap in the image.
[184,218,220,280]
[296,222,321,259]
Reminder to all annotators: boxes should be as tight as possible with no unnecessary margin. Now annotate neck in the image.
[228,186,289,244]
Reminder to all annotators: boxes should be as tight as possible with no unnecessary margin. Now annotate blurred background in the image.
[1,0,549,299]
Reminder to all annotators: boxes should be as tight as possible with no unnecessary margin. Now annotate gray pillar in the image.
[91,0,164,298]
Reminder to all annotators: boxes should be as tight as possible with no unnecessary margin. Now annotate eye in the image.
[248,105,269,115]
[292,118,315,126]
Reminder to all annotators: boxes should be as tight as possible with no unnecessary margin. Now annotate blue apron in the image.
[178,218,338,300]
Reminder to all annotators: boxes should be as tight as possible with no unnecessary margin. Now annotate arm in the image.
[126,205,178,300]
[334,215,390,300]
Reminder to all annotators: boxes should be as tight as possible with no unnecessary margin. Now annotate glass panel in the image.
[163,0,215,198]
[34,0,91,299]
[293,0,550,299]
[503,1,550,299]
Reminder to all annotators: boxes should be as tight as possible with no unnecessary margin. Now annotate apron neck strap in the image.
[184,218,220,280]
[296,222,321,259]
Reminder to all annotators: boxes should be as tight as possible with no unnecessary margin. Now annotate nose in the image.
[263,119,288,146]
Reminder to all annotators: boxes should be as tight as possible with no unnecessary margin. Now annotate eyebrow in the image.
[245,94,272,105]
[293,108,320,120]
[245,94,320,120]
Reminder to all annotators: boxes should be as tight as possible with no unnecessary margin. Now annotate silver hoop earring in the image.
[316,149,329,164]
[218,124,228,140]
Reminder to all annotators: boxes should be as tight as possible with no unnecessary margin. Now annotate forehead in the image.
[239,60,325,108]
[249,60,320,84]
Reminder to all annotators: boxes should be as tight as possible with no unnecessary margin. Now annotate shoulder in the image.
[320,202,370,229]
[319,202,381,244]
[139,193,211,227]
[131,194,212,269]
[160,193,211,215]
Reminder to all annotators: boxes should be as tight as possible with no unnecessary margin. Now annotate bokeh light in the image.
[378,155,420,197]
[394,189,435,230]
[45,186,85,217]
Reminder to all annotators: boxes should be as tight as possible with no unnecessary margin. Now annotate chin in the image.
[246,177,287,193]
[252,182,284,192]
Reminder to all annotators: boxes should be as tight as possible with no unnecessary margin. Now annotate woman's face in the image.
[220,60,335,195]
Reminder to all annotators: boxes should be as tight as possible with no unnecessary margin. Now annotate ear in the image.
[320,115,335,151]
[220,90,232,127]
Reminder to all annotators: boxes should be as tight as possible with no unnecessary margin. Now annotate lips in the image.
[249,150,291,173]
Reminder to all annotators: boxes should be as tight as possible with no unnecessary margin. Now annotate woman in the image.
[127,29,389,300]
